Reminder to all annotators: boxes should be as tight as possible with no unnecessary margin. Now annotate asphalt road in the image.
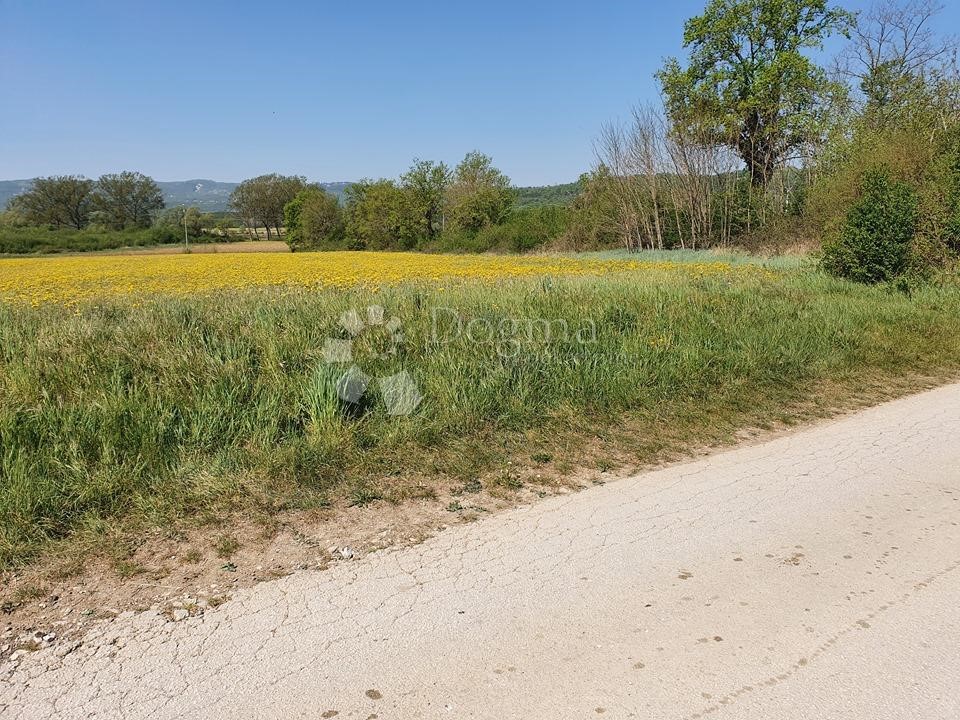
[4,383,960,719]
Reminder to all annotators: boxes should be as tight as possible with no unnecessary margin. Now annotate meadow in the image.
[1,250,959,568]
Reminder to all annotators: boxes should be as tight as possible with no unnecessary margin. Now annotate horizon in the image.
[0,0,916,186]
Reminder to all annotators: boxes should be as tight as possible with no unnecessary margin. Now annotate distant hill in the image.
[1,179,579,212]
[0,180,34,210]
[157,180,354,209]
[154,180,238,210]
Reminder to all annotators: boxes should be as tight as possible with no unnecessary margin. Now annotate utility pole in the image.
[183,208,189,251]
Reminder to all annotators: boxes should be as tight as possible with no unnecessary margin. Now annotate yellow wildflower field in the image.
[0,251,765,306]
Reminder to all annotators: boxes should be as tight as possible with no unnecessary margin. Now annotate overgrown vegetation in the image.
[3,0,960,580]
[570,0,960,285]
[821,169,919,283]
[0,225,177,255]
[2,263,960,566]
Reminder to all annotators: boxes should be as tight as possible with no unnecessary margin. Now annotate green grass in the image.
[575,248,809,269]
[2,265,960,567]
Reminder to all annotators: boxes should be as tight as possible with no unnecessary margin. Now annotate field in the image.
[1,250,960,569]
[0,250,768,305]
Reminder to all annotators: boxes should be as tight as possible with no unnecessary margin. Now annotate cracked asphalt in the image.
[3,383,960,719]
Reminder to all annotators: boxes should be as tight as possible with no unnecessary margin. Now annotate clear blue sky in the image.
[1,0,952,185]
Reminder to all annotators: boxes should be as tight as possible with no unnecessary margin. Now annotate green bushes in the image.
[0,226,180,255]
[474,206,569,253]
[821,170,919,283]
[425,206,570,253]
[283,187,345,251]
[815,122,960,283]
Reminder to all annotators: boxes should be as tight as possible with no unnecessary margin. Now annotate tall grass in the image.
[2,268,959,566]
[576,248,809,269]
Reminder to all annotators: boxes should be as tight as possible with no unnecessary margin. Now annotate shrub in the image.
[821,169,918,283]
[284,187,344,252]
[0,226,180,255]
[420,206,569,254]
[470,206,569,253]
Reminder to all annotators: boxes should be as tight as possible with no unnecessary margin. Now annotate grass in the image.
[1,254,959,567]
[576,248,809,269]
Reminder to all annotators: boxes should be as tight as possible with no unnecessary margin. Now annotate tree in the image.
[836,0,958,129]
[11,176,94,229]
[93,171,164,229]
[343,179,417,250]
[283,187,344,251]
[658,0,853,187]
[445,152,515,232]
[561,171,623,250]
[401,159,451,241]
[229,174,309,240]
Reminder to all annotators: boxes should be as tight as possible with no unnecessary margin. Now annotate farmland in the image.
[0,250,770,306]
[1,250,959,569]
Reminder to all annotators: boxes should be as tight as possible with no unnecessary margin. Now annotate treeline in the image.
[6,172,163,231]
[0,172,243,253]
[229,152,567,253]
[577,0,960,283]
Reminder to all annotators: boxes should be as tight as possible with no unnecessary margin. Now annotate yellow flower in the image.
[0,251,769,306]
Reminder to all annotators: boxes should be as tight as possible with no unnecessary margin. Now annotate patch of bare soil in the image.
[0,468,592,660]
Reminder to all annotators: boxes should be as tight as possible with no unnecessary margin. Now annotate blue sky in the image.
[2,0,955,185]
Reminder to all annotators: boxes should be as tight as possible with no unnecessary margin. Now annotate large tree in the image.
[93,171,164,229]
[658,0,853,187]
[11,176,94,229]
[230,174,308,239]
[445,152,514,232]
[401,159,451,240]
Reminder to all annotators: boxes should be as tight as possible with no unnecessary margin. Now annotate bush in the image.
[149,225,182,245]
[284,188,345,252]
[923,130,960,256]
[821,169,918,283]
[0,226,181,255]
[424,206,569,254]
